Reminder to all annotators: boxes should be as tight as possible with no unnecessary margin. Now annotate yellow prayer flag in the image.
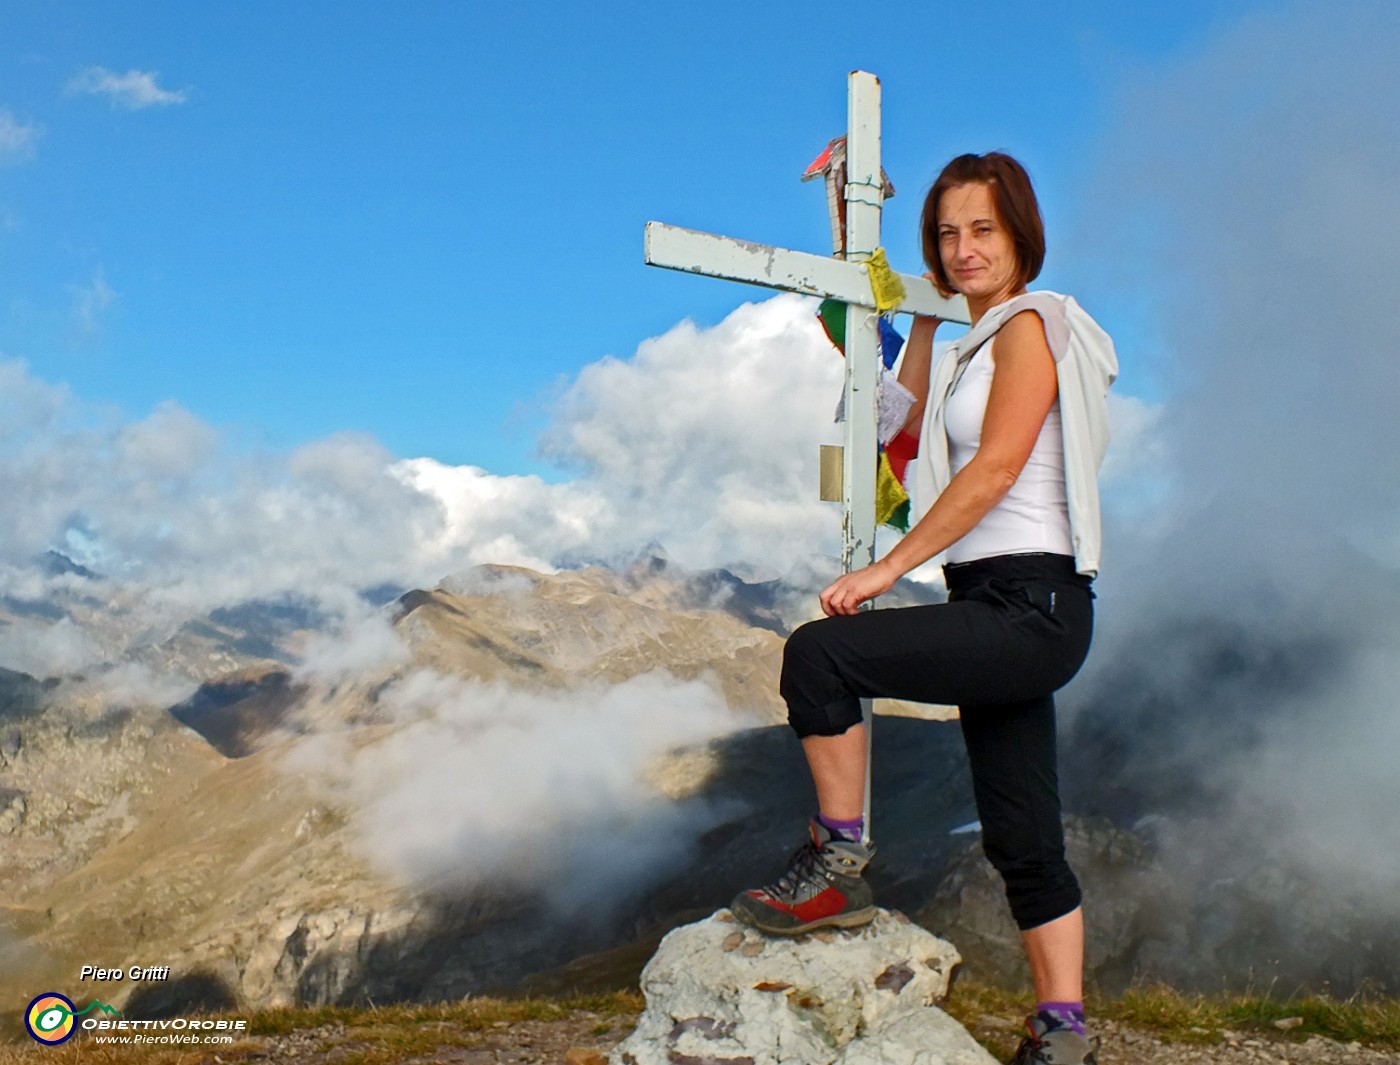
[865,248,906,315]
[875,451,910,530]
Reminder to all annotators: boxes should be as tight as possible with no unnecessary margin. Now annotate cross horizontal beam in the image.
[644,221,971,324]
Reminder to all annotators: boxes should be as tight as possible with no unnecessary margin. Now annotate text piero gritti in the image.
[79,965,172,982]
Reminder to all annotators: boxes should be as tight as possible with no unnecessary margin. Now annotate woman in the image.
[731,152,1116,1065]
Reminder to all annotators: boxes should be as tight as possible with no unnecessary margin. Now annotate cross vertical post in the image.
[840,71,881,579]
[840,71,882,844]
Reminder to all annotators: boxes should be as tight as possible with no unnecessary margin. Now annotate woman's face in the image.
[936,182,1022,307]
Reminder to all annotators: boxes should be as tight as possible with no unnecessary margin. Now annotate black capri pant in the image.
[781,551,1094,930]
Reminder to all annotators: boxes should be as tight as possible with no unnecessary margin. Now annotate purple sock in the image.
[1037,1001,1086,1036]
[816,813,864,842]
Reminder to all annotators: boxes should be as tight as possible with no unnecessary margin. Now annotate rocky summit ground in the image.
[190,1011,1400,1065]
[3,989,1399,1064]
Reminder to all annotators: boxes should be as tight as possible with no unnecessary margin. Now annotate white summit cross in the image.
[644,71,971,839]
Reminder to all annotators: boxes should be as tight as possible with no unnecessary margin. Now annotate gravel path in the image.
[972,1015,1400,1064]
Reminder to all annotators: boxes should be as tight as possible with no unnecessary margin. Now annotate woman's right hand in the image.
[914,272,944,329]
[819,560,900,616]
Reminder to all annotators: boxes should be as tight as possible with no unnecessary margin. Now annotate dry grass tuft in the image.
[1110,984,1400,1049]
[943,979,1400,1057]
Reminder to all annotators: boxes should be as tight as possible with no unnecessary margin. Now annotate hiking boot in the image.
[729,819,875,935]
[1011,1014,1100,1065]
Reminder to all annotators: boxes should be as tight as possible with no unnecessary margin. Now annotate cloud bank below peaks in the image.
[283,669,744,910]
[0,295,858,677]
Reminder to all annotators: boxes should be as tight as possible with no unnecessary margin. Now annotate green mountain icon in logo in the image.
[73,1000,123,1019]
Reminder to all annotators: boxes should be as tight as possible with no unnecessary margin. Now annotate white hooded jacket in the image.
[910,291,1118,577]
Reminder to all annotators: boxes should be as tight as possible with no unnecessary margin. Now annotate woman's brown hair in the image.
[920,152,1046,298]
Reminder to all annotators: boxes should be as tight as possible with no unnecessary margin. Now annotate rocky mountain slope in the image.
[0,560,804,1015]
[2,557,1397,1021]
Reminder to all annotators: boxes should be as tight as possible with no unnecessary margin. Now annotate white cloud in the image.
[0,294,849,698]
[0,291,1163,693]
[0,358,71,433]
[0,378,442,613]
[284,670,741,909]
[293,611,411,687]
[1059,0,1400,933]
[1086,2,1400,565]
[67,67,188,110]
[116,400,219,477]
[393,459,608,575]
[1098,391,1169,523]
[394,295,850,580]
[59,662,197,712]
[540,293,843,570]
[0,617,98,677]
[0,110,40,165]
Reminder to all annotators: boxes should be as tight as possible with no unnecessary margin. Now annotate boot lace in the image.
[759,841,829,902]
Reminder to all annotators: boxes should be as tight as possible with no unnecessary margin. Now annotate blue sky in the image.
[1,0,1281,479]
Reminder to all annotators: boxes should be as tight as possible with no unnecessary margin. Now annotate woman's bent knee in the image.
[781,619,864,738]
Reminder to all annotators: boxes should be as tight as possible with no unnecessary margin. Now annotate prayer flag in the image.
[817,300,906,370]
[885,428,918,485]
[875,451,910,532]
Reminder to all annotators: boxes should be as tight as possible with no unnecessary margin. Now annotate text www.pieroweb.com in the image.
[86,1018,244,1045]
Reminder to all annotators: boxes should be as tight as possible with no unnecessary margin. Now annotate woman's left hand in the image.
[819,561,899,616]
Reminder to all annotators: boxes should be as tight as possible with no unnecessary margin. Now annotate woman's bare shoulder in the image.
[989,307,1052,364]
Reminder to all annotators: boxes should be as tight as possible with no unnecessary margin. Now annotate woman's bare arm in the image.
[895,314,940,440]
[820,310,1057,616]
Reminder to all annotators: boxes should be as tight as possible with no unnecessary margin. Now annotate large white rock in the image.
[612,909,997,1065]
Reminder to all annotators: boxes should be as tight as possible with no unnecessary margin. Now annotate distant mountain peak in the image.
[42,549,99,580]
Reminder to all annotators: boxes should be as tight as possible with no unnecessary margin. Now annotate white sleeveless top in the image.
[943,337,1073,563]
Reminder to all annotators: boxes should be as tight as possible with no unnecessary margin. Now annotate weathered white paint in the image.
[841,73,885,838]
[643,222,969,320]
[841,72,881,576]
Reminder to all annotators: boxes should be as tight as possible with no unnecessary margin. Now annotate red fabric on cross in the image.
[885,429,918,485]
